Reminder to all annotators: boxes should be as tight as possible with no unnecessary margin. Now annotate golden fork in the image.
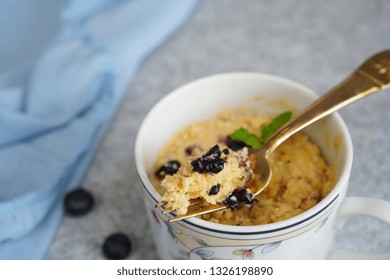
[157,49,390,222]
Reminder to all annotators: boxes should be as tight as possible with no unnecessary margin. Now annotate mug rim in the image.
[135,72,353,235]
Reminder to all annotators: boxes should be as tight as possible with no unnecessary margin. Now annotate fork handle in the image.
[263,50,390,156]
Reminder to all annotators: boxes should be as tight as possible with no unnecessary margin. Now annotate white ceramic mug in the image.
[135,73,390,260]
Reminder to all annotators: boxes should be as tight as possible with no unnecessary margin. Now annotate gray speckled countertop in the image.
[47,0,390,259]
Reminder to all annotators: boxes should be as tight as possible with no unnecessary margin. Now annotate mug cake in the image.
[152,108,334,226]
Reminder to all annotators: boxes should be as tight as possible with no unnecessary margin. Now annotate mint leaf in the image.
[259,111,292,144]
[229,111,292,150]
[230,128,261,149]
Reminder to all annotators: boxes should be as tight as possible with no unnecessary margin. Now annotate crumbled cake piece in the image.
[160,145,253,215]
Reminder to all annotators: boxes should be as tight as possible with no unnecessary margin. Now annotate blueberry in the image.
[102,233,132,260]
[184,145,202,156]
[191,145,225,174]
[224,188,255,209]
[185,147,193,156]
[225,136,247,151]
[208,184,220,195]
[155,160,181,178]
[64,188,94,216]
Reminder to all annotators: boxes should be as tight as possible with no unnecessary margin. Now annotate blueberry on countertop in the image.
[64,188,94,216]
[102,233,132,260]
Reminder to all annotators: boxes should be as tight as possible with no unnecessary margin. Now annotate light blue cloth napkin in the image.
[0,0,197,259]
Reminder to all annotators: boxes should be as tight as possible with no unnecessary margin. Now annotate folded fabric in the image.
[0,0,197,259]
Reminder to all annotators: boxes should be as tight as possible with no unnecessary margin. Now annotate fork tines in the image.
[169,203,228,222]
[155,198,207,221]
